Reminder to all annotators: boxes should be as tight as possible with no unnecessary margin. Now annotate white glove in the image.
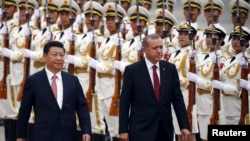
[239,79,250,91]
[88,35,96,43]
[23,26,31,36]
[67,55,75,64]
[120,22,126,31]
[34,9,40,18]
[114,60,121,70]
[212,55,220,64]
[137,42,142,51]
[23,49,33,58]
[115,38,123,46]
[143,27,148,35]
[240,57,248,66]
[2,48,12,57]
[189,50,196,58]
[45,31,53,41]
[56,18,61,25]
[88,57,97,69]
[75,15,83,25]
[0,8,2,18]
[0,25,8,34]
[211,80,224,90]
[66,33,75,41]
[187,72,199,83]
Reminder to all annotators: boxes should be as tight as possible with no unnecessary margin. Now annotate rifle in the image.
[237,0,249,125]
[17,2,31,101]
[136,0,143,61]
[85,0,96,112]
[187,0,196,132]
[67,0,75,74]
[210,0,220,125]
[45,0,52,41]
[0,0,9,99]
[162,0,171,62]
[99,0,105,35]
[109,1,121,116]
[35,9,41,29]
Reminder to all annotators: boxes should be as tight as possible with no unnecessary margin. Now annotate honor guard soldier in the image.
[126,0,152,38]
[1,0,40,140]
[114,5,150,74]
[121,0,131,12]
[30,0,42,30]
[153,8,177,59]
[88,3,126,140]
[196,0,225,55]
[156,0,176,13]
[222,0,250,59]
[188,24,226,141]
[120,0,131,40]
[172,0,203,53]
[54,0,81,70]
[24,0,60,76]
[73,0,85,34]
[137,0,152,11]
[212,26,250,125]
[69,1,106,140]
[0,1,19,141]
[135,0,153,36]
[169,21,199,141]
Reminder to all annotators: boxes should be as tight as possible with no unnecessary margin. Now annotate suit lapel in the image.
[61,71,69,110]
[159,61,168,102]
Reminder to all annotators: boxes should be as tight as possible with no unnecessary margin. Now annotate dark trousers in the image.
[154,119,169,141]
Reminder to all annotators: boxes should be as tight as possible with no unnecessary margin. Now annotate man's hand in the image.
[119,133,129,141]
[82,134,91,141]
[16,138,26,141]
[180,129,190,141]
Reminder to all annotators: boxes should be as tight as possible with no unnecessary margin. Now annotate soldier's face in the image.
[19,7,34,22]
[130,19,147,36]
[231,12,248,27]
[105,16,118,34]
[183,7,201,22]
[231,36,246,53]
[155,22,171,37]
[4,5,17,20]
[59,11,75,28]
[121,2,130,12]
[44,10,58,24]
[204,9,221,23]
[178,31,191,47]
[206,34,220,49]
[85,14,102,30]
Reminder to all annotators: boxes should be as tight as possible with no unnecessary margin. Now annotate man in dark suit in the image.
[119,34,190,141]
[16,41,91,141]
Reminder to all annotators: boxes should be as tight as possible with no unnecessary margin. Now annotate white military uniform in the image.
[169,45,199,134]
[0,17,18,119]
[195,51,226,139]
[7,22,39,117]
[119,34,144,74]
[196,23,223,55]
[220,53,244,124]
[74,29,105,134]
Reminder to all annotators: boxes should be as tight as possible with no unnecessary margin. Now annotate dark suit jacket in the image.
[16,69,91,141]
[119,59,189,141]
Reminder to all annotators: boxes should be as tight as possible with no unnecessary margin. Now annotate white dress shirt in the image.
[45,67,63,109]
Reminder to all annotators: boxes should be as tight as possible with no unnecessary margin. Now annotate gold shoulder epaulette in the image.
[51,27,60,32]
